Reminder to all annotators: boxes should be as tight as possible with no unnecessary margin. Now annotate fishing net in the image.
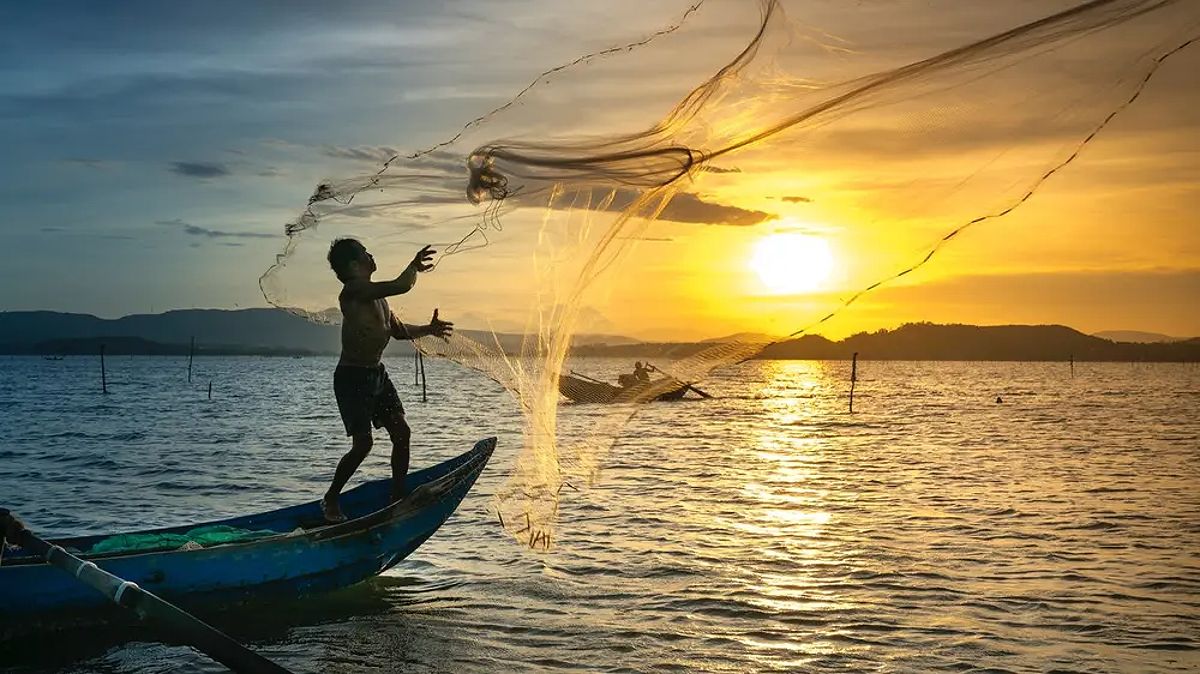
[259,0,1199,548]
[89,526,276,555]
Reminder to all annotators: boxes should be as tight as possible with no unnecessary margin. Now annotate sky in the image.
[2,0,1197,340]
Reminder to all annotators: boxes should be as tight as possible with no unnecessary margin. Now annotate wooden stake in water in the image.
[418,349,428,403]
[100,344,108,395]
[208,380,213,400]
[849,352,858,413]
[414,349,420,386]
[188,336,195,383]
[1070,353,1074,378]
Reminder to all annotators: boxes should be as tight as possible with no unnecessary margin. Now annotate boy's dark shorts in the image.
[334,364,404,437]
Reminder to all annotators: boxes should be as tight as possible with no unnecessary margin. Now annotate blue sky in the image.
[0,0,697,316]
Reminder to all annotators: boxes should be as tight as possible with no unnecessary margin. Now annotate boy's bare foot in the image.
[321,495,347,523]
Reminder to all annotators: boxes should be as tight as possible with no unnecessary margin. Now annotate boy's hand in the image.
[427,308,454,340]
[408,245,436,273]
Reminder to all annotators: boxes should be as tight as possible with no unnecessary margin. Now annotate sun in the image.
[750,233,834,294]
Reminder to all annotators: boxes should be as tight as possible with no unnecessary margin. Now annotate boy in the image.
[321,238,453,522]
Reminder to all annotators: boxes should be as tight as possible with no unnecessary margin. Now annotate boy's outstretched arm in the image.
[344,245,436,301]
[392,308,454,341]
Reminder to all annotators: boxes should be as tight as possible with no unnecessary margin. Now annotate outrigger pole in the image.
[0,509,293,674]
[646,361,713,399]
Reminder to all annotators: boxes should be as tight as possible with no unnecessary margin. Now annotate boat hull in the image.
[0,438,495,630]
[559,374,689,403]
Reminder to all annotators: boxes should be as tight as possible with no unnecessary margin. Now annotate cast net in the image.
[259,0,1199,548]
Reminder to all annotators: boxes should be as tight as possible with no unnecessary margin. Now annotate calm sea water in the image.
[1,355,1198,673]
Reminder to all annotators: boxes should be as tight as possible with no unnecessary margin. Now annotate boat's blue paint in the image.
[0,437,495,628]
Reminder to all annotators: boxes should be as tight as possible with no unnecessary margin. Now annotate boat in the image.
[0,437,495,632]
[559,373,690,403]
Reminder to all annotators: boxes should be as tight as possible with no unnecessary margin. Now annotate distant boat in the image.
[0,438,495,634]
[42,355,64,361]
[559,373,690,403]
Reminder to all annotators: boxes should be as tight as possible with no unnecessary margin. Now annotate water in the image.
[1,356,1198,673]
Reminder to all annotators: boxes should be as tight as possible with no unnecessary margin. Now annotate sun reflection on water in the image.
[732,360,853,646]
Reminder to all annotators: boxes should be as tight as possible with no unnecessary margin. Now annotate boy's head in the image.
[328,238,376,281]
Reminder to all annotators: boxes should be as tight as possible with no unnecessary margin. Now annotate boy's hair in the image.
[327,238,362,281]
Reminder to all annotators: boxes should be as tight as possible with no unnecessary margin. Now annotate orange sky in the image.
[404,2,1200,341]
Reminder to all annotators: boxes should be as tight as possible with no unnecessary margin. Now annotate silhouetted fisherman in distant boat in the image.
[617,361,653,388]
[633,361,652,383]
[321,239,453,523]
[996,396,1003,404]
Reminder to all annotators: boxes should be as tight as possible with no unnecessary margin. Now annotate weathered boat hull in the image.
[558,375,689,403]
[0,438,495,629]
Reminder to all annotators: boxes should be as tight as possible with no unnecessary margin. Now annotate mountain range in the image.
[1,310,1196,361]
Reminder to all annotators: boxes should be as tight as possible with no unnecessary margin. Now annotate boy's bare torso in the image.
[338,292,395,367]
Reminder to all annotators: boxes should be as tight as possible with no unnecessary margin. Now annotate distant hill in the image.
[27,336,327,357]
[574,323,1200,362]
[0,309,345,355]
[701,332,780,343]
[752,323,1200,362]
[1092,330,1184,343]
[0,309,374,356]
[3,312,1196,361]
[0,310,637,357]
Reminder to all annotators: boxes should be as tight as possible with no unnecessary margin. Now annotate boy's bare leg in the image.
[385,416,411,503]
[323,432,373,521]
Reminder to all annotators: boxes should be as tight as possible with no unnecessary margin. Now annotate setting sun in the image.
[750,233,835,294]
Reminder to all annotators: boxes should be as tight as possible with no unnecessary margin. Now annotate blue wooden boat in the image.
[0,437,495,632]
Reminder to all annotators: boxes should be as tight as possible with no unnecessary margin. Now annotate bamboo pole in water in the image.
[419,350,428,403]
[100,344,108,395]
[849,352,858,413]
[188,336,195,383]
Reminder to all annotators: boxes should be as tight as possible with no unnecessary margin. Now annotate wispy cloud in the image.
[155,218,274,239]
[550,189,773,226]
[780,195,812,203]
[319,146,466,176]
[321,145,403,163]
[169,161,230,178]
[62,158,119,170]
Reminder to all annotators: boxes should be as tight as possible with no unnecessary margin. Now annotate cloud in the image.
[548,189,773,226]
[156,218,275,239]
[62,158,119,170]
[182,224,274,239]
[780,195,812,203]
[700,165,741,174]
[169,161,230,178]
[321,145,402,163]
[319,146,466,175]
